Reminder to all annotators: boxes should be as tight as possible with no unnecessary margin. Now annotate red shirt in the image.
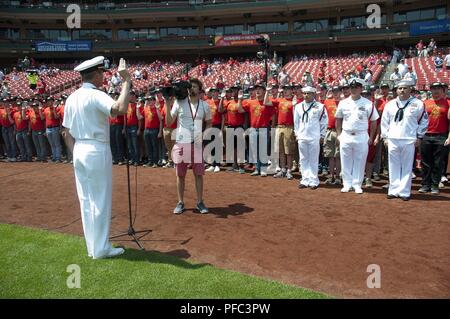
[207,98,222,126]
[13,110,28,131]
[37,80,46,95]
[424,99,449,134]
[273,98,294,126]
[224,99,245,127]
[28,108,45,131]
[44,106,60,127]
[126,103,138,126]
[160,105,177,129]
[142,106,160,129]
[324,99,339,129]
[0,108,13,127]
[110,115,124,125]
[57,104,65,122]
[243,99,274,128]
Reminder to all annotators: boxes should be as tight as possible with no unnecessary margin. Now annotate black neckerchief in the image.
[395,97,413,122]
[302,101,315,123]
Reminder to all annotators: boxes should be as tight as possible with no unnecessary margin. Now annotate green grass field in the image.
[0,223,328,299]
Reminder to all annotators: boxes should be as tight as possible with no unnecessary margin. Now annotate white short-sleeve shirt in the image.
[170,98,211,143]
[62,82,115,143]
[335,96,379,132]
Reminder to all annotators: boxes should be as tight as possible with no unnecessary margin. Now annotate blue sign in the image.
[36,41,92,52]
[409,19,450,36]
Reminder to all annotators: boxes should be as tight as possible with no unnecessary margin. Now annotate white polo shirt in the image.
[62,82,114,143]
[171,97,211,144]
[335,96,379,132]
[381,96,428,142]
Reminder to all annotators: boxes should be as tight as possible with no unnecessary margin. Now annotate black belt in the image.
[47,125,59,129]
[425,132,448,136]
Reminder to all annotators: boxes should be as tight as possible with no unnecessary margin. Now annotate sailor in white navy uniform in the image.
[335,78,379,194]
[294,86,328,189]
[381,80,428,201]
[62,56,131,259]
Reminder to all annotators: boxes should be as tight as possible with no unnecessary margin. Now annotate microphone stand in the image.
[110,113,151,250]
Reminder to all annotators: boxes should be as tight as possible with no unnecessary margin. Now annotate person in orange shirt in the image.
[41,96,62,162]
[109,92,125,165]
[157,90,176,168]
[13,97,33,162]
[125,91,140,166]
[0,97,17,161]
[205,87,223,173]
[419,82,450,194]
[137,96,163,167]
[323,86,342,185]
[237,83,275,177]
[27,97,47,162]
[266,84,295,180]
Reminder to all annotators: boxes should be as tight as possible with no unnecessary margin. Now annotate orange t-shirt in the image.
[243,99,274,128]
[13,111,28,131]
[0,108,13,127]
[424,98,449,134]
[28,108,45,131]
[224,99,245,127]
[324,99,339,129]
[273,98,294,126]
[142,106,160,129]
[126,103,138,126]
[207,98,222,126]
[43,107,60,127]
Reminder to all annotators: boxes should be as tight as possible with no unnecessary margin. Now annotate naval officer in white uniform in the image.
[294,86,328,189]
[381,80,428,200]
[335,78,379,194]
[62,57,131,259]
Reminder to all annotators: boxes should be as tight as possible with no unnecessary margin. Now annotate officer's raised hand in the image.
[118,58,131,81]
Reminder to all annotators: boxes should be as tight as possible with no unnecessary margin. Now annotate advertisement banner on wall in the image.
[35,41,92,52]
[214,34,269,47]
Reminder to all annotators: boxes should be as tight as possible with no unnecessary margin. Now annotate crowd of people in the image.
[1,53,449,200]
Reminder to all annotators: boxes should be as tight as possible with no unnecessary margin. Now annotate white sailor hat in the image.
[301,86,316,93]
[74,56,105,73]
[349,78,366,87]
[397,80,415,88]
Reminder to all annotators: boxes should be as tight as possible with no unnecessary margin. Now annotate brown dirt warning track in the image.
[0,161,449,298]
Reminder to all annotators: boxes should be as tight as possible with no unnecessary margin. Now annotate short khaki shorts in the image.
[275,126,296,155]
[323,129,340,158]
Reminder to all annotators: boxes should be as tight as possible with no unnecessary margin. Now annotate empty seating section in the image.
[284,56,384,85]
[407,56,450,89]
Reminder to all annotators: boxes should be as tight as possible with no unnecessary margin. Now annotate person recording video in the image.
[164,78,212,215]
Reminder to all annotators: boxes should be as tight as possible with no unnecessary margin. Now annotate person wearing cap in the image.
[137,95,163,168]
[164,78,212,215]
[205,87,223,173]
[56,96,72,164]
[403,66,417,86]
[389,68,402,87]
[41,96,62,163]
[381,80,428,200]
[265,84,296,180]
[157,91,176,168]
[125,90,141,166]
[341,83,351,99]
[13,98,33,162]
[336,78,379,194]
[323,86,342,185]
[237,83,275,177]
[27,98,47,162]
[0,98,17,161]
[294,86,328,189]
[219,87,246,173]
[418,82,450,195]
[62,56,132,259]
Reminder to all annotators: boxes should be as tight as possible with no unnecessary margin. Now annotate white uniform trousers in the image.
[73,140,113,258]
[298,139,320,187]
[387,139,415,197]
[339,131,369,189]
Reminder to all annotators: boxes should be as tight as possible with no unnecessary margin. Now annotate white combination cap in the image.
[301,86,316,93]
[74,56,105,73]
[397,80,415,87]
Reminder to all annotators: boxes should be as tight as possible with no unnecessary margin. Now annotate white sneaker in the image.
[354,187,363,194]
[205,166,215,172]
[93,247,125,259]
[441,176,448,183]
[411,172,416,179]
[260,171,268,177]
[213,166,220,173]
[341,187,351,193]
